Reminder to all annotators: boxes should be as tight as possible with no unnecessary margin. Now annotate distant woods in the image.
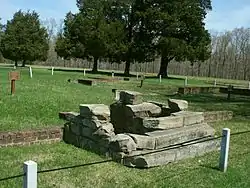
[35,23,250,81]
[170,28,250,80]
[0,1,250,80]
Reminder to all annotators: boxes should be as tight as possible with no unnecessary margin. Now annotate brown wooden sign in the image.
[9,71,20,81]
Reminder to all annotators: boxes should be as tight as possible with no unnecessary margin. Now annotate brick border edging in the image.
[0,110,233,148]
[0,127,63,148]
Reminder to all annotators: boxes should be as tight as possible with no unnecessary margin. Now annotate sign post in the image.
[9,71,20,95]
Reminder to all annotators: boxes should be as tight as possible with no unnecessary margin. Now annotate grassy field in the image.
[0,66,250,187]
[0,66,216,132]
[0,120,249,188]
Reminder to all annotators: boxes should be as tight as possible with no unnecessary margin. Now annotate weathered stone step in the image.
[140,111,204,131]
[121,138,220,168]
[128,123,215,150]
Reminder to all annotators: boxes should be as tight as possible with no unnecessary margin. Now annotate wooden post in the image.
[219,128,230,172]
[23,160,37,188]
[11,80,15,95]
[9,71,20,95]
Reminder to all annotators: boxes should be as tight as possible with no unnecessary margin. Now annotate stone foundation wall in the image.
[178,87,219,94]
[61,90,223,168]
[203,111,233,123]
[0,127,63,147]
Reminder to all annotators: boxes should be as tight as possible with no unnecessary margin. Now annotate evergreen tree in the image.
[145,0,212,78]
[106,0,157,76]
[0,10,49,67]
[55,12,85,61]
[56,0,126,73]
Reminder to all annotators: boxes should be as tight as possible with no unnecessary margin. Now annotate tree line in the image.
[0,0,211,78]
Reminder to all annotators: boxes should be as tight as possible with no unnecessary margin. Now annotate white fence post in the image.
[184,77,188,86]
[159,75,162,83]
[83,69,86,76]
[136,72,139,80]
[214,79,217,87]
[219,128,230,172]
[23,160,37,188]
[112,72,114,78]
[248,82,250,89]
[51,67,54,76]
[29,67,33,78]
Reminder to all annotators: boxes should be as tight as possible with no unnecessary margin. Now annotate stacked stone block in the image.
[62,90,220,168]
[63,104,115,156]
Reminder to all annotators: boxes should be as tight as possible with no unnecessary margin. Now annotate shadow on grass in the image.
[169,93,250,117]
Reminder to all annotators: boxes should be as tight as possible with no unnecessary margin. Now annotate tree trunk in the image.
[197,62,201,76]
[92,57,98,73]
[124,61,131,76]
[14,61,18,67]
[158,55,173,78]
[22,60,26,67]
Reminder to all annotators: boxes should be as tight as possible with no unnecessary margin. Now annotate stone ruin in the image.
[61,91,220,168]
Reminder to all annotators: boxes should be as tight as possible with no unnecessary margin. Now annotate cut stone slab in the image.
[171,111,204,126]
[141,116,184,130]
[110,102,162,134]
[78,79,97,86]
[110,102,128,133]
[115,90,122,101]
[148,101,171,116]
[93,123,115,138]
[119,90,143,105]
[126,133,155,150]
[69,122,81,136]
[59,112,79,121]
[125,102,162,118]
[80,104,110,120]
[145,123,215,149]
[110,134,137,154]
[168,99,188,112]
[73,117,106,130]
[122,139,220,168]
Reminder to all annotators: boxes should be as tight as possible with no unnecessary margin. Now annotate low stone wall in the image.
[219,87,250,96]
[61,90,221,168]
[203,111,233,123]
[178,87,219,95]
[0,127,63,147]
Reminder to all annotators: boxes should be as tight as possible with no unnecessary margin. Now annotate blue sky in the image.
[0,0,250,32]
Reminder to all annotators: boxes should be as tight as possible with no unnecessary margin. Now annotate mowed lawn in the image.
[0,66,213,132]
[0,119,249,188]
[0,66,250,187]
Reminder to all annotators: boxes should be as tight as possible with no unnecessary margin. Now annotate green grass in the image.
[0,66,213,131]
[0,119,249,188]
[0,66,249,187]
